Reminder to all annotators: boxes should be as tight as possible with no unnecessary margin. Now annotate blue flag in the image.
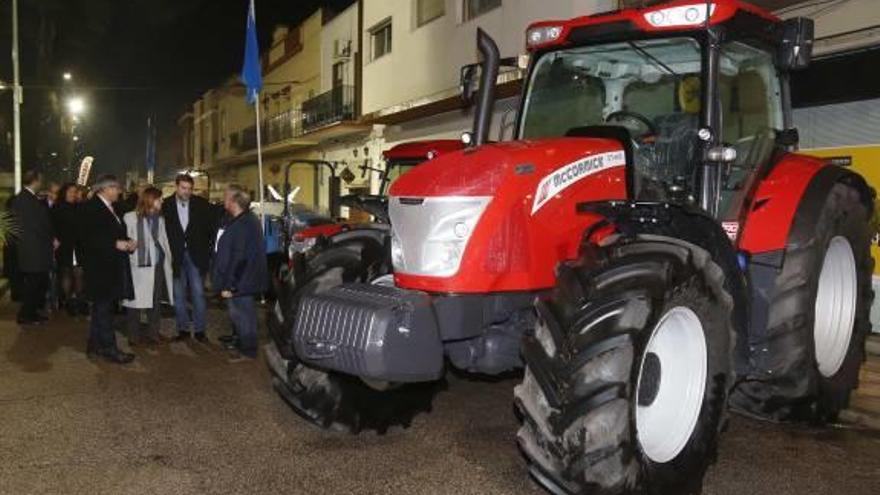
[241,0,262,105]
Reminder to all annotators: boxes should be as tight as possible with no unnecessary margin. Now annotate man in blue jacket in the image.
[212,185,267,362]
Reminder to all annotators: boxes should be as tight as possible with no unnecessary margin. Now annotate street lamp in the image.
[63,72,72,82]
[67,97,85,116]
[72,135,79,142]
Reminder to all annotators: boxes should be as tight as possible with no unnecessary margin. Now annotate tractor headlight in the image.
[644,3,716,28]
[389,196,491,277]
[526,25,563,49]
[289,236,316,256]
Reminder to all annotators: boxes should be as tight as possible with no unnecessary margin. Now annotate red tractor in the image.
[267,1,874,493]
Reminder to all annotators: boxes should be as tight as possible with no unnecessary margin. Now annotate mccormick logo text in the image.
[531,150,626,214]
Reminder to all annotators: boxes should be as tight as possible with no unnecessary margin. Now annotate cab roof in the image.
[526,0,779,52]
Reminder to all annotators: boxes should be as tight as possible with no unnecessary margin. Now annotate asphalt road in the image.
[1,304,878,495]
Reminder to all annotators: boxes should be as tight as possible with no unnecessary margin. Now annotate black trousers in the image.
[18,271,48,321]
[88,299,119,353]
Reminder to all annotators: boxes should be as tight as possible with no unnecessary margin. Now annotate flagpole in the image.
[244,0,266,231]
[254,100,265,230]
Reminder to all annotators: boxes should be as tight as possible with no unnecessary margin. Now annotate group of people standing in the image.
[9,171,268,365]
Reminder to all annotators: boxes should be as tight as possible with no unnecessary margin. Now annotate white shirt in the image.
[176,197,190,232]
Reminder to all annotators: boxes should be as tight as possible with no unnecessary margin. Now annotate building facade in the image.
[179,7,365,209]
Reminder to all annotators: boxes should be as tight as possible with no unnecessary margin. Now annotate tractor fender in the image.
[739,155,874,256]
[738,161,873,366]
[580,201,751,375]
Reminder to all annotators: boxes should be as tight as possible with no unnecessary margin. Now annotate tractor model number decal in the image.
[531,150,626,215]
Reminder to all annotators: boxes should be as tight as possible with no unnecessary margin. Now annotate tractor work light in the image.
[644,3,716,28]
[526,25,563,49]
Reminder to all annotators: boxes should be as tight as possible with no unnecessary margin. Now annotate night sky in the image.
[0,0,353,181]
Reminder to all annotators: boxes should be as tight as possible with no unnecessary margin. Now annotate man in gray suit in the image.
[10,171,56,326]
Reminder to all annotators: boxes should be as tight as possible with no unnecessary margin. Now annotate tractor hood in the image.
[387,136,628,293]
[388,137,627,198]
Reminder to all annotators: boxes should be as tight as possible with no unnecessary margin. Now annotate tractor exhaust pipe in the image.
[472,28,500,147]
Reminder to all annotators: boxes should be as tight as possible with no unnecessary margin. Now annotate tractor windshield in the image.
[520,37,705,201]
[520,37,785,209]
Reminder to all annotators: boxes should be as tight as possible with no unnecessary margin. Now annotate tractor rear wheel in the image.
[515,235,735,494]
[269,240,439,434]
[731,182,873,422]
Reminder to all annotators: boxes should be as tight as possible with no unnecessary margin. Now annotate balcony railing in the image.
[263,108,304,145]
[302,85,355,132]
[231,86,355,153]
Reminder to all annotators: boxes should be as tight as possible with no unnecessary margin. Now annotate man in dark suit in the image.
[162,174,218,342]
[212,185,267,362]
[10,171,55,326]
[80,175,136,364]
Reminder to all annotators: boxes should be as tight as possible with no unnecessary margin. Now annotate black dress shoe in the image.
[97,348,135,364]
[218,334,236,344]
[17,317,41,327]
[174,332,192,342]
[193,333,209,344]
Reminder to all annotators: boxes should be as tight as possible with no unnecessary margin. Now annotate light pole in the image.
[12,0,22,192]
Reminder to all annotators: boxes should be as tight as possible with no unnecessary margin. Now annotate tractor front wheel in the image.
[515,236,735,494]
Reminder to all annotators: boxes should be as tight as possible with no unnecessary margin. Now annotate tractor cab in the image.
[513,0,812,221]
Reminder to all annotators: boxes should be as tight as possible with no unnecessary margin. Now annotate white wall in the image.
[321,5,360,93]
[361,0,616,115]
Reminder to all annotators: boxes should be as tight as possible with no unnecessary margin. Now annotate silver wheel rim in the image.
[636,306,707,464]
[814,236,857,378]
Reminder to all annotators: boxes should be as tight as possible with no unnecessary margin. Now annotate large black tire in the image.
[515,235,736,495]
[268,240,439,434]
[731,181,873,423]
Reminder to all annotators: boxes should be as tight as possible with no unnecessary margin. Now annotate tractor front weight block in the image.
[292,284,444,383]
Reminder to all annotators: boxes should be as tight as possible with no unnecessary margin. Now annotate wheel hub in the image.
[637,352,662,407]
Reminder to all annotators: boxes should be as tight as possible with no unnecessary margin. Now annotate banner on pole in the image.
[77,156,94,186]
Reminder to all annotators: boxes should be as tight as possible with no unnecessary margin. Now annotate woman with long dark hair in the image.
[51,182,85,316]
[122,187,174,345]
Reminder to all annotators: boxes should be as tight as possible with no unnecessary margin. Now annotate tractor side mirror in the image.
[778,17,814,71]
[460,63,480,107]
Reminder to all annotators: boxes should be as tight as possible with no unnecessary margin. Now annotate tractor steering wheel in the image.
[605,111,658,141]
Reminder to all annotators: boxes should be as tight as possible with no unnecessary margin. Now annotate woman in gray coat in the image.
[122,187,174,345]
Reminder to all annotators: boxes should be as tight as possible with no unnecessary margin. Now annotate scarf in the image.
[136,214,162,267]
